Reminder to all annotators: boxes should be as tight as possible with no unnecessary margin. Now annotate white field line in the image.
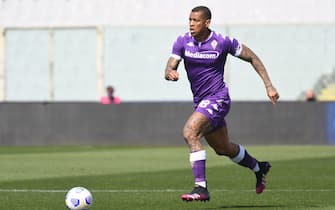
[0,189,334,193]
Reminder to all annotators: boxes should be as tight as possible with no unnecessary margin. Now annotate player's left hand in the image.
[266,86,279,104]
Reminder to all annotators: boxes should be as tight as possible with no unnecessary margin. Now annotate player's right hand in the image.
[165,70,179,81]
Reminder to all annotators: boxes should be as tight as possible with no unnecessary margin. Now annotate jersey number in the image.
[199,100,211,108]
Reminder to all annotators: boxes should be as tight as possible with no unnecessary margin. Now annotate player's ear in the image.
[205,19,211,28]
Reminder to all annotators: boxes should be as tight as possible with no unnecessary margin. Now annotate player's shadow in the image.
[207,204,285,209]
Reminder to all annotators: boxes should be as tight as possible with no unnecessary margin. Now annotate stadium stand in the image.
[298,68,335,101]
[316,69,335,101]
[318,83,335,101]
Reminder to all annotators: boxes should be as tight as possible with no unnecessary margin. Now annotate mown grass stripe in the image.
[0,189,333,193]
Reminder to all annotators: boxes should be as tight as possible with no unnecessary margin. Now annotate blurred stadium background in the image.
[0,0,334,145]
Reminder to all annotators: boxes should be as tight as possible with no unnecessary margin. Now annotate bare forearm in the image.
[239,44,273,88]
[165,57,180,81]
[251,55,273,88]
[238,44,279,104]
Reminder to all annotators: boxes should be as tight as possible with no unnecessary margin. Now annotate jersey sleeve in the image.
[222,36,243,57]
[171,35,184,60]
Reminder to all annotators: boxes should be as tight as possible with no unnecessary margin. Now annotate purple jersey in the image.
[171,31,242,104]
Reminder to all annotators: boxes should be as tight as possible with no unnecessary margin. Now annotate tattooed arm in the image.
[165,57,180,81]
[238,44,280,104]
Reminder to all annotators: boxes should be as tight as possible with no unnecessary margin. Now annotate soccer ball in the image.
[65,187,93,210]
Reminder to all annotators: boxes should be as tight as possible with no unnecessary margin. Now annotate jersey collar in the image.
[189,30,213,47]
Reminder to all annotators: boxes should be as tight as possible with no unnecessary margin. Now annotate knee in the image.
[183,126,195,143]
[183,125,203,145]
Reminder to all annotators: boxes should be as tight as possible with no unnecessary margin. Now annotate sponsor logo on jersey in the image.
[185,50,219,59]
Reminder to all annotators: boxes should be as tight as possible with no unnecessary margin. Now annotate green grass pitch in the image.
[0,145,334,210]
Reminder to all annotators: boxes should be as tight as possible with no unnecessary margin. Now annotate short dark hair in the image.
[191,6,212,20]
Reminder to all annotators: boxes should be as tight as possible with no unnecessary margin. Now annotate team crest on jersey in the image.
[211,40,218,50]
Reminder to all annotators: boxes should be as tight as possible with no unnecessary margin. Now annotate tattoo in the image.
[164,57,179,79]
[239,44,272,87]
[184,113,211,138]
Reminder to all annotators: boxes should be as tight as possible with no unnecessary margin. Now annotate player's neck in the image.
[194,29,211,43]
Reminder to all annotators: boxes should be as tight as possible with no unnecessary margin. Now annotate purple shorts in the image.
[194,92,231,130]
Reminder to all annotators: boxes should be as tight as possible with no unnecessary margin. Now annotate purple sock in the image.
[231,145,258,171]
[192,160,206,182]
[190,150,206,187]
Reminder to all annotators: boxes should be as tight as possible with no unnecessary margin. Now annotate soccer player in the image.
[164,6,279,202]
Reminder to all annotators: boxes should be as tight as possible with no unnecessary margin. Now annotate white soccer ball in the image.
[65,187,93,210]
